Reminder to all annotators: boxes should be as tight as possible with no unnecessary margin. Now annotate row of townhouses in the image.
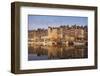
[28,25,87,46]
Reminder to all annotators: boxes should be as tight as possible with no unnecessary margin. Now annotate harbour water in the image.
[28,45,88,61]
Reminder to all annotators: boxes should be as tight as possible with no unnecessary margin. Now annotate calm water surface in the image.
[28,45,88,61]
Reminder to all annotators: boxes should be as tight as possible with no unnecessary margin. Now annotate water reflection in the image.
[28,45,88,61]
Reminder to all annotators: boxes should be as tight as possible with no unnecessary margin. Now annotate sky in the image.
[28,15,88,30]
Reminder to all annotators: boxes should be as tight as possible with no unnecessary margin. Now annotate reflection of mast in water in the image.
[59,47,63,58]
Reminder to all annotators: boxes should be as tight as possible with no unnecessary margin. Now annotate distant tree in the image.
[66,25,69,28]
[84,25,87,29]
[84,25,88,32]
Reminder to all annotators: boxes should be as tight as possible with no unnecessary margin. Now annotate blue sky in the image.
[28,15,88,30]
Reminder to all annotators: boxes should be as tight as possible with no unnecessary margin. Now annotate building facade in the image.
[28,25,87,46]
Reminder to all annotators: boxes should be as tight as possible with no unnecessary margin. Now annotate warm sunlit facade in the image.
[28,25,87,46]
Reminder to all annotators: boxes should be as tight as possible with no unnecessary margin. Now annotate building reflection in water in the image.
[28,45,88,61]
